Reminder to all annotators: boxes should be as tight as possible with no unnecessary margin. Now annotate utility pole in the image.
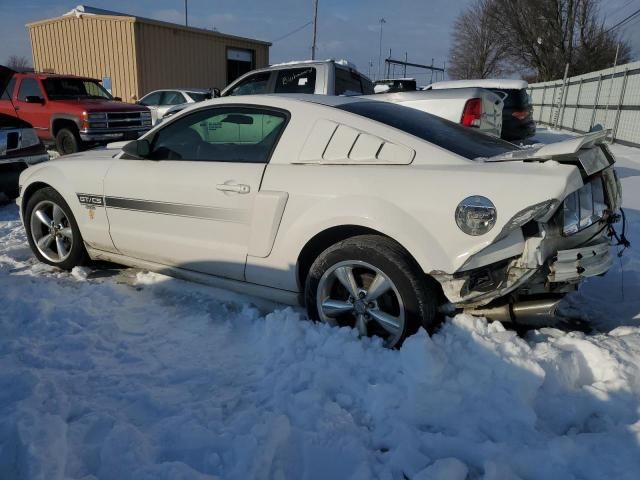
[184,0,188,26]
[311,0,319,60]
[377,18,386,81]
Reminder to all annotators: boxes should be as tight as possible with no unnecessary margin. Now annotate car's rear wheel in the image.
[55,127,83,155]
[25,187,87,270]
[305,235,440,348]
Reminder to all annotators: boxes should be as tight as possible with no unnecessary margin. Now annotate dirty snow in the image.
[0,128,639,479]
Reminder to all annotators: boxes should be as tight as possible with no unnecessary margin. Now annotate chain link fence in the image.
[528,61,640,147]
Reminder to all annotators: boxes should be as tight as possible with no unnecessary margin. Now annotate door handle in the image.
[216,183,250,194]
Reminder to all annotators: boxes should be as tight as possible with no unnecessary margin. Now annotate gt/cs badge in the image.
[77,193,104,207]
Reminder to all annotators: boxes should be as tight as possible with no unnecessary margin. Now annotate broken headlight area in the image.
[561,176,612,236]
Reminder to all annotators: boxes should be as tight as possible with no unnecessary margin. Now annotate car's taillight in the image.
[512,110,529,120]
[461,98,482,127]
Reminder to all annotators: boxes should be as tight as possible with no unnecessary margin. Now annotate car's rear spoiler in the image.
[480,130,612,176]
[483,130,608,162]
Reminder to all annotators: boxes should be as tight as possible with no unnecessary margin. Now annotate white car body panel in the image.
[18,95,619,309]
[427,79,529,90]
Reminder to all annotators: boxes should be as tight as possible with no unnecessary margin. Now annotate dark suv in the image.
[427,80,535,141]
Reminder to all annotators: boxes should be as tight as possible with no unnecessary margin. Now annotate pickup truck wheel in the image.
[25,187,87,270]
[305,235,439,348]
[55,127,82,155]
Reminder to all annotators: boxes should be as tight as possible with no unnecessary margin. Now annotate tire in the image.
[55,127,83,155]
[304,235,440,348]
[24,187,87,270]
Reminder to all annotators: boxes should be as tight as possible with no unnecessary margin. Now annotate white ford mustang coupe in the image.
[18,95,623,347]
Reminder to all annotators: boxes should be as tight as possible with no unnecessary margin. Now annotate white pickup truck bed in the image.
[365,88,503,136]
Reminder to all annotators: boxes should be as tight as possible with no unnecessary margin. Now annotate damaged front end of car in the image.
[433,131,625,327]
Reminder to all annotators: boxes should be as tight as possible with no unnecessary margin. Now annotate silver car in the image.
[138,89,212,125]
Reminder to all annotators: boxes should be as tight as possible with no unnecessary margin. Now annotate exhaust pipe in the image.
[465,297,564,327]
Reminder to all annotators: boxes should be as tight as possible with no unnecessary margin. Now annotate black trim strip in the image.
[103,196,250,223]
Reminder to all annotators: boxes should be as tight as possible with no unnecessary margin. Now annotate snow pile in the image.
[0,138,639,479]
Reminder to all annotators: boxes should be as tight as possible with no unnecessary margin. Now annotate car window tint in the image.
[161,91,185,106]
[337,101,518,160]
[274,67,316,94]
[149,107,288,163]
[489,89,530,109]
[17,79,43,100]
[140,92,162,106]
[42,78,111,100]
[225,72,271,96]
[0,78,16,100]
[335,67,365,96]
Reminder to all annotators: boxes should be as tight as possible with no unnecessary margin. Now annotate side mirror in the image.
[25,95,45,104]
[122,138,151,159]
[213,88,221,98]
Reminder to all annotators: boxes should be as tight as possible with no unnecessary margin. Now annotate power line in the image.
[604,7,640,34]
[272,21,313,43]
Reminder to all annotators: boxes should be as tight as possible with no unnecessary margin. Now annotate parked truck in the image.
[0,69,152,155]
[218,60,503,136]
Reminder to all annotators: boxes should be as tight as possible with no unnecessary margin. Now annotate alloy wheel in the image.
[316,260,406,347]
[29,200,74,263]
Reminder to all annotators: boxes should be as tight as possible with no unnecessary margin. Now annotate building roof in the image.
[26,4,271,46]
[428,79,528,90]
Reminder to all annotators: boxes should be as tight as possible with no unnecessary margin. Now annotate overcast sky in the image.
[2,0,639,84]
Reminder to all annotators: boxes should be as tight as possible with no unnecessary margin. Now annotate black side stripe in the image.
[76,193,249,223]
[106,196,249,223]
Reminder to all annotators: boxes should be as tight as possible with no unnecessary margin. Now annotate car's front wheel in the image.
[25,187,87,270]
[305,235,440,348]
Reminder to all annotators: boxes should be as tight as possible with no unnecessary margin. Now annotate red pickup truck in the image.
[0,70,151,155]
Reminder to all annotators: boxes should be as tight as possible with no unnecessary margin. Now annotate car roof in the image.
[429,79,528,90]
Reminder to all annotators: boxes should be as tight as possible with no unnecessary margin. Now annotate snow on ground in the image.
[0,129,639,479]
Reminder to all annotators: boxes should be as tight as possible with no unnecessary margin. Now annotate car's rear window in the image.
[489,88,530,109]
[336,101,519,160]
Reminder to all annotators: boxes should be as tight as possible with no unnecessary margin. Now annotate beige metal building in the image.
[27,5,271,102]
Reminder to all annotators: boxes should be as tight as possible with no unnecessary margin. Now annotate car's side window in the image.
[140,92,162,106]
[274,67,316,94]
[149,106,288,163]
[224,72,271,96]
[161,91,185,105]
[335,68,365,96]
[17,78,44,101]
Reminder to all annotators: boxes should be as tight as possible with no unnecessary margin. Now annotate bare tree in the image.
[448,0,508,79]
[487,0,631,81]
[6,55,31,72]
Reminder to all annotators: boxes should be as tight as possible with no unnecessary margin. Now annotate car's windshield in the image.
[43,78,113,100]
[337,101,519,160]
